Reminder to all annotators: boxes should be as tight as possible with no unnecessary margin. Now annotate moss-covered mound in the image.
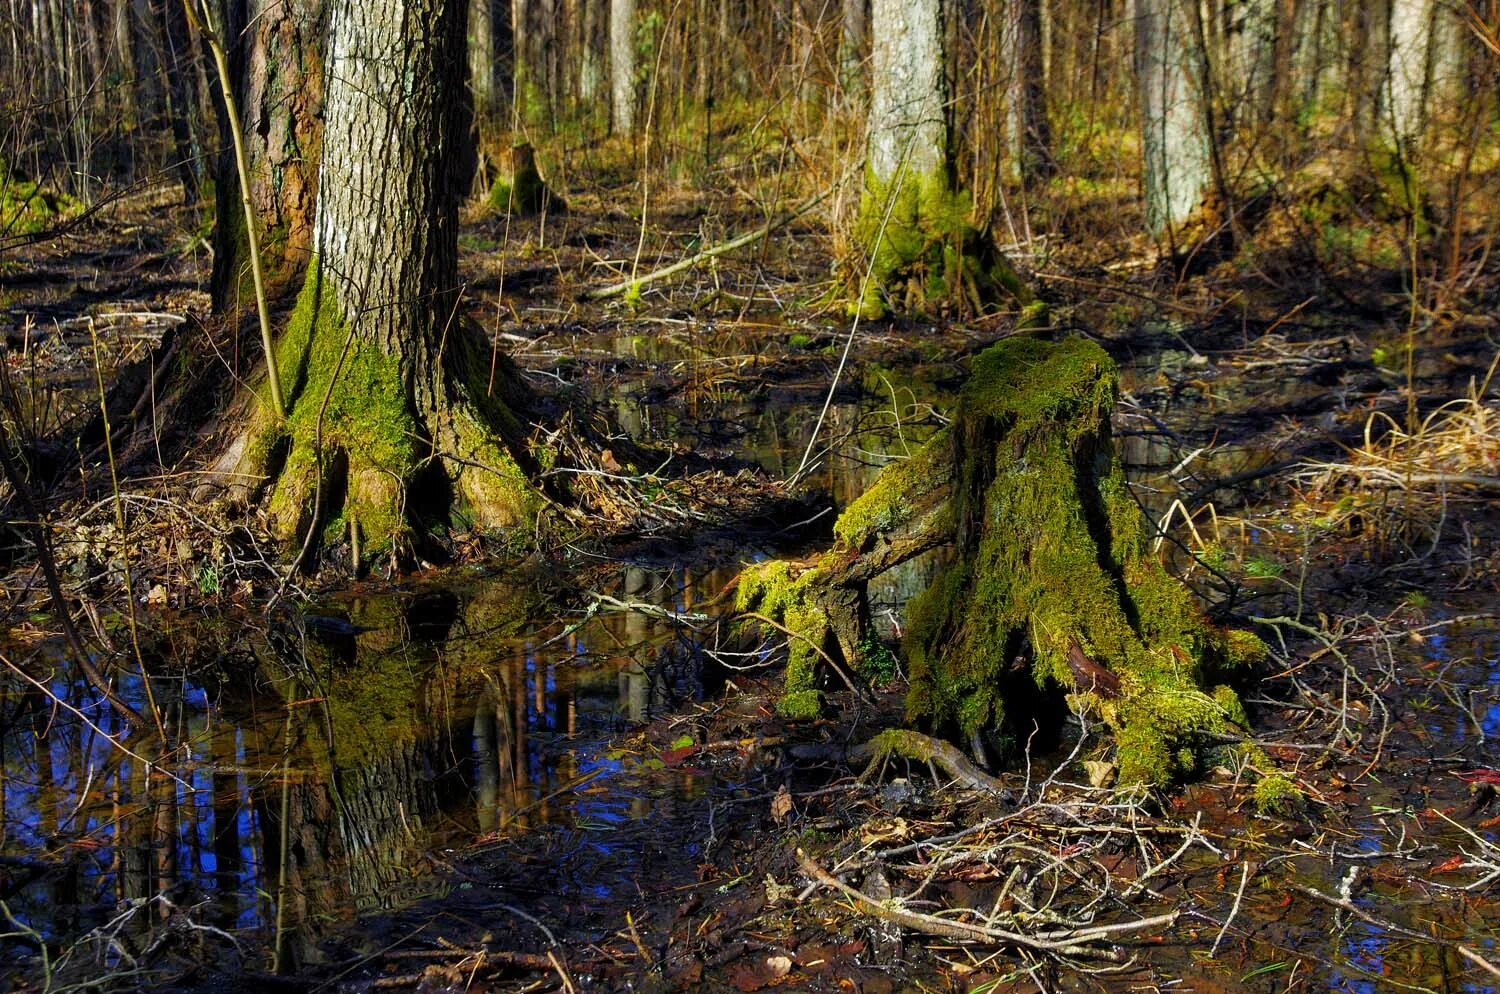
[741,335,1266,786]
[1,168,82,237]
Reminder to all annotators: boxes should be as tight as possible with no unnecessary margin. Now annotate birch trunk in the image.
[1386,0,1433,153]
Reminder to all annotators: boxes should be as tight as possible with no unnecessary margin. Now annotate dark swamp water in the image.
[2,317,1498,993]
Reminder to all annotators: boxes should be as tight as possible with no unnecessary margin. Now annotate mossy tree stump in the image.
[739,336,1265,785]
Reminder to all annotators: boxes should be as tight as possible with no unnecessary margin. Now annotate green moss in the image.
[1,173,82,235]
[265,262,419,552]
[737,561,829,718]
[1252,773,1302,816]
[851,168,1031,320]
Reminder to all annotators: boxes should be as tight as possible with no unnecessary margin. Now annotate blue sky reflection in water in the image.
[0,563,732,958]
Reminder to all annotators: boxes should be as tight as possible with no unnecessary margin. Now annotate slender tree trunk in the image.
[161,0,204,201]
[469,0,498,127]
[1009,0,1054,187]
[1134,0,1212,233]
[840,0,866,98]
[1386,0,1433,153]
[579,0,603,110]
[609,0,635,133]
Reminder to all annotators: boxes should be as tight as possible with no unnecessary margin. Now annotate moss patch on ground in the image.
[1,171,82,236]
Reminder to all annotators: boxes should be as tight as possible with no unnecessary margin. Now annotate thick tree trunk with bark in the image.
[209,0,325,312]
[738,337,1265,785]
[1135,0,1213,234]
[218,0,540,563]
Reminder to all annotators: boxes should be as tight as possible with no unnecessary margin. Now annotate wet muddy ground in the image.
[2,186,1499,994]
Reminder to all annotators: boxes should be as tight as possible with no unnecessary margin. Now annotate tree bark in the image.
[738,337,1265,785]
[469,0,499,127]
[1386,0,1433,153]
[1008,0,1054,187]
[1134,0,1213,234]
[609,0,636,133]
[209,0,325,313]
[219,0,540,562]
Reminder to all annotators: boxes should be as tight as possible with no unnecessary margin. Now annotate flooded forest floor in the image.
[2,177,1500,994]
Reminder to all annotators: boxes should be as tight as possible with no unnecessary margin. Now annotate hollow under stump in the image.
[737,335,1266,785]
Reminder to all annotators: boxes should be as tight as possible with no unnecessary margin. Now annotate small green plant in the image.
[787,332,813,349]
[196,564,222,597]
[1242,556,1285,579]
[1252,773,1303,816]
[856,632,899,685]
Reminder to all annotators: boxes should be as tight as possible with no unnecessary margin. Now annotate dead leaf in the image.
[145,584,167,607]
[1083,760,1117,788]
[724,953,793,992]
[770,785,793,824]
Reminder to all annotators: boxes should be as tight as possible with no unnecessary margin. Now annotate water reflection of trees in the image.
[2,564,727,975]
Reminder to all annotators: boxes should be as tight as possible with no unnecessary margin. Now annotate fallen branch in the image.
[586,184,841,300]
[796,849,1175,960]
[1290,883,1500,980]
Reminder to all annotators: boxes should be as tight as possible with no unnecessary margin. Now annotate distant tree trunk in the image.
[579,0,604,110]
[840,0,867,99]
[209,0,325,313]
[609,0,635,133]
[161,0,206,201]
[1348,0,1391,148]
[219,0,540,561]
[1008,0,1054,186]
[469,0,498,128]
[1386,0,1433,153]
[1134,0,1212,234]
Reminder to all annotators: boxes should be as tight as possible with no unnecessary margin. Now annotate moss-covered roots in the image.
[232,263,542,563]
[851,171,1031,321]
[743,336,1268,786]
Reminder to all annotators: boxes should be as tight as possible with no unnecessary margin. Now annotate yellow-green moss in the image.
[264,262,419,551]
[903,336,1266,786]
[737,561,829,718]
[0,173,81,235]
[851,169,1030,320]
[1252,773,1302,816]
[833,435,946,546]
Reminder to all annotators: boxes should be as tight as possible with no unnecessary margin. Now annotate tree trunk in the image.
[469,0,498,128]
[853,0,948,317]
[220,0,540,562]
[1008,0,1054,187]
[738,337,1265,785]
[840,0,866,99]
[209,0,325,313]
[853,0,1027,319]
[1386,0,1433,154]
[579,0,604,112]
[161,0,206,202]
[609,0,635,133]
[1135,0,1213,234]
